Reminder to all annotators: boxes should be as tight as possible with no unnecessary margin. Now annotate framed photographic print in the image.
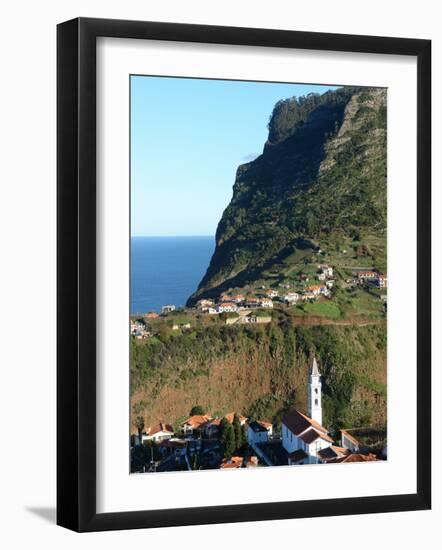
[57,17,431,532]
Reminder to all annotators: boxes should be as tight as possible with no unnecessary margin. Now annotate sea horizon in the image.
[130,235,215,314]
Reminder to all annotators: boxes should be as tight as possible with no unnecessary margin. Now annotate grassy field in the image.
[302,301,343,318]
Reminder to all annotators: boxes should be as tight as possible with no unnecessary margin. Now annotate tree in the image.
[189,405,206,416]
[131,445,145,473]
[135,415,144,446]
[191,454,200,470]
[233,414,243,450]
[219,418,235,459]
[241,424,247,450]
[145,440,161,462]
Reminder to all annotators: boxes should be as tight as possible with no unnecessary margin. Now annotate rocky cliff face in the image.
[187,87,387,304]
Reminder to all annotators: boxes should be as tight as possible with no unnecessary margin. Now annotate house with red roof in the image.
[282,358,334,465]
[220,455,259,469]
[141,422,174,443]
[181,415,213,435]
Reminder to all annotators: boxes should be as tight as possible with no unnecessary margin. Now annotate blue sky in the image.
[131,76,338,236]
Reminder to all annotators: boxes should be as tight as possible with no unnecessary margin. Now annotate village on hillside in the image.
[130,263,387,340]
[131,357,386,473]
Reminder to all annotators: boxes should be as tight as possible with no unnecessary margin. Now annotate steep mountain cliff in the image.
[187,87,387,304]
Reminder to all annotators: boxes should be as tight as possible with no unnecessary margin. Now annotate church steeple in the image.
[308,356,322,425]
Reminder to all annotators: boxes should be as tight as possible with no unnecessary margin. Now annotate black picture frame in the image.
[57,17,431,532]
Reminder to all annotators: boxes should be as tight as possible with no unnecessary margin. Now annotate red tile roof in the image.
[257,420,272,429]
[248,420,271,433]
[357,271,377,278]
[147,423,174,436]
[340,453,378,463]
[246,456,258,467]
[306,284,325,292]
[182,415,213,428]
[220,456,243,469]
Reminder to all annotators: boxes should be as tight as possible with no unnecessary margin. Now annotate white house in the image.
[317,272,326,281]
[196,299,214,312]
[356,270,377,281]
[142,423,174,443]
[161,304,176,313]
[245,297,261,308]
[340,429,361,452]
[216,302,239,313]
[181,414,213,435]
[264,289,279,298]
[230,294,245,303]
[130,320,151,339]
[306,285,330,297]
[320,265,333,278]
[282,358,334,465]
[284,292,300,304]
[259,298,274,308]
[247,420,273,445]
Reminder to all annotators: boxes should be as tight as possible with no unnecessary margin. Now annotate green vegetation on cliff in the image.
[131,319,386,433]
[188,87,386,304]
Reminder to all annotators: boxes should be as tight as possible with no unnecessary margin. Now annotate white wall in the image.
[0,1,440,548]
[282,424,302,453]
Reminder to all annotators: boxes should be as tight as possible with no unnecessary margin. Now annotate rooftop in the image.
[287,449,308,462]
[220,456,243,469]
[182,415,213,428]
[282,409,328,438]
[248,420,272,433]
[311,357,320,376]
[147,423,174,436]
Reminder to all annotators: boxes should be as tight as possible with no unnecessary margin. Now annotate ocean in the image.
[130,236,215,314]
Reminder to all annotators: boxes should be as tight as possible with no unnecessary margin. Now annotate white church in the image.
[282,357,349,465]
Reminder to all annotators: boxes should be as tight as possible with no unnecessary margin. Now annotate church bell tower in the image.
[308,357,322,425]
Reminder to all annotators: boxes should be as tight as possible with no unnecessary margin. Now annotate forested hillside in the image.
[131,320,386,433]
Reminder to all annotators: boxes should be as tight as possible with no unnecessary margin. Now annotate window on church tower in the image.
[315,399,318,406]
